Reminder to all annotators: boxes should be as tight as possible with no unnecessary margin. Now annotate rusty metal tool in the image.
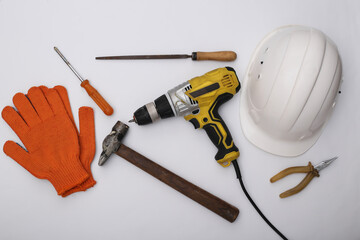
[54,47,114,116]
[99,121,239,223]
[96,51,237,62]
[270,157,337,198]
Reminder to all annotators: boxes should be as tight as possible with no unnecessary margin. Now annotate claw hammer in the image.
[99,121,239,222]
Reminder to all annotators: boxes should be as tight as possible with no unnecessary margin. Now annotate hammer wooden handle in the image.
[117,144,239,222]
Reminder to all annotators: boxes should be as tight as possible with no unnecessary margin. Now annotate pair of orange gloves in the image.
[2,86,96,197]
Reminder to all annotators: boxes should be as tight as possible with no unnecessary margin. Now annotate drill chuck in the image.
[131,80,200,125]
[132,94,175,125]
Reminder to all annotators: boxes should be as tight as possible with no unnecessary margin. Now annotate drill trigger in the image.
[189,118,200,129]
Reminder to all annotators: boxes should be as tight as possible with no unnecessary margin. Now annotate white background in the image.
[0,0,359,239]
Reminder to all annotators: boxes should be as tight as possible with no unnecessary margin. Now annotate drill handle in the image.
[203,93,239,167]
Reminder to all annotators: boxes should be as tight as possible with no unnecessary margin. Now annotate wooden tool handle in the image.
[117,144,239,222]
[81,80,114,116]
[194,51,237,61]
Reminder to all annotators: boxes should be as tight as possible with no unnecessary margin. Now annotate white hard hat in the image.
[240,25,342,157]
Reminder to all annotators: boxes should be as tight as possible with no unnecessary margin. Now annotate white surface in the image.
[0,0,359,239]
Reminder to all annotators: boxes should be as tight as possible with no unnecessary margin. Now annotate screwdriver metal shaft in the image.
[54,47,84,82]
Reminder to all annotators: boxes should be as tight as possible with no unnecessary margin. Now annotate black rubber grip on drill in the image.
[154,94,175,119]
[203,93,239,161]
[133,105,153,125]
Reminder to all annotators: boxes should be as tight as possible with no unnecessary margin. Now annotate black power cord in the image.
[232,160,288,240]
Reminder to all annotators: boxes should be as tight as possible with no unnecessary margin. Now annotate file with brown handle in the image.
[96,51,237,62]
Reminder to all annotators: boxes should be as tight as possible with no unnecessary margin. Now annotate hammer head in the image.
[98,121,129,166]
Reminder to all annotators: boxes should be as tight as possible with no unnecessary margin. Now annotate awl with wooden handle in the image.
[96,51,237,62]
[54,47,114,116]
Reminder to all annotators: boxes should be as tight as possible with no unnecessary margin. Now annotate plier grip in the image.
[270,162,320,198]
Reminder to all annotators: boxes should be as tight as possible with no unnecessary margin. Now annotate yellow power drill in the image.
[130,67,288,239]
[129,67,240,167]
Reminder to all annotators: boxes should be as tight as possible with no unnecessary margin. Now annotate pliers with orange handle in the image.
[270,157,337,198]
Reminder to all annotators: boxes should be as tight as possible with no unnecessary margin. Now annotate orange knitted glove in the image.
[49,86,96,196]
[2,87,89,195]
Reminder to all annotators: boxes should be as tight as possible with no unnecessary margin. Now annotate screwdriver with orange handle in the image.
[54,47,114,116]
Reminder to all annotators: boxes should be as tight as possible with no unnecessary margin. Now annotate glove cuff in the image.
[47,156,89,195]
[61,176,96,197]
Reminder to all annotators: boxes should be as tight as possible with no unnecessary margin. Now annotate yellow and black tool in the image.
[130,67,288,239]
[129,67,240,167]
